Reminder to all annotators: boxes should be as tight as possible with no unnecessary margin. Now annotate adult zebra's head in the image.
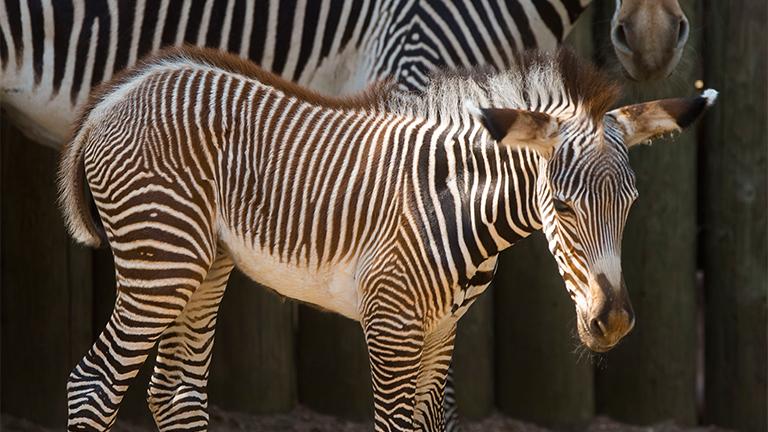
[611,0,690,81]
[472,68,717,352]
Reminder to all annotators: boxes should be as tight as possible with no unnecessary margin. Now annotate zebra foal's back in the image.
[60,47,404,320]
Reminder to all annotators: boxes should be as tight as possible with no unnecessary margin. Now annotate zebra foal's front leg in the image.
[443,366,460,432]
[363,308,425,432]
[147,247,234,431]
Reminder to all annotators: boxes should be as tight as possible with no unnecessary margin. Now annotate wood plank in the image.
[453,289,494,419]
[593,0,699,424]
[0,121,92,427]
[701,1,767,430]
[564,3,595,60]
[208,270,297,413]
[495,233,594,427]
[297,306,372,420]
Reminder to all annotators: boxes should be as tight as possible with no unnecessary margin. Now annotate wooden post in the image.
[593,0,699,424]
[208,270,297,413]
[495,233,594,426]
[493,8,596,427]
[0,123,92,427]
[702,1,767,430]
[453,289,494,419]
[297,306,372,420]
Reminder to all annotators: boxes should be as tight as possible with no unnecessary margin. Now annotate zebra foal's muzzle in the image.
[578,272,635,352]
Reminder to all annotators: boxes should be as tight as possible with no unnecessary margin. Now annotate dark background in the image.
[1,1,765,431]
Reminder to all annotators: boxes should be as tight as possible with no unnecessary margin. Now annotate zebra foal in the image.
[59,46,715,431]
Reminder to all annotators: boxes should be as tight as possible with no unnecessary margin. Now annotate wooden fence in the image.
[1,1,764,431]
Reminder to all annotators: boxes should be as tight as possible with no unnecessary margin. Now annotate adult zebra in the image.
[0,0,690,148]
[59,46,715,431]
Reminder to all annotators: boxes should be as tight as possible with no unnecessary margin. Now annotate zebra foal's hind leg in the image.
[67,250,213,431]
[148,246,234,431]
[67,181,218,431]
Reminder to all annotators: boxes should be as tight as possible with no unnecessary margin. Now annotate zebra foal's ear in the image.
[608,89,718,148]
[467,103,559,157]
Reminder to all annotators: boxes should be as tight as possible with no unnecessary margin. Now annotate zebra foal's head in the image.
[471,55,717,352]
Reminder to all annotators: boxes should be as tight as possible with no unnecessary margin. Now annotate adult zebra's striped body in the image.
[59,46,715,431]
[1,0,690,148]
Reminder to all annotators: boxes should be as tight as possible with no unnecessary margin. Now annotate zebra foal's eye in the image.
[553,198,573,214]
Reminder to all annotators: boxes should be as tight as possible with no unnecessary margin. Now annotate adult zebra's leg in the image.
[147,246,234,431]
[414,323,457,432]
[363,310,425,432]
[443,366,460,431]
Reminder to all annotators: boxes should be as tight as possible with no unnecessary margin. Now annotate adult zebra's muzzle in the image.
[578,273,635,352]
[610,0,689,82]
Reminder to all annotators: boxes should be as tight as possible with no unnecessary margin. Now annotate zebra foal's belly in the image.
[218,225,362,321]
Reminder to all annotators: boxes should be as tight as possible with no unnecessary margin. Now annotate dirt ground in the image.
[2,406,734,432]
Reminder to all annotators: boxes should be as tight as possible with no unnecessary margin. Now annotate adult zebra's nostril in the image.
[612,23,633,54]
[676,17,690,48]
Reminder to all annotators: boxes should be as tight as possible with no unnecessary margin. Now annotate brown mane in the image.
[70,45,394,144]
[507,49,622,121]
[553,49,622,121]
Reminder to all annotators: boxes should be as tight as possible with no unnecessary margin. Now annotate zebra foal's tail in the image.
[57,125,103,248]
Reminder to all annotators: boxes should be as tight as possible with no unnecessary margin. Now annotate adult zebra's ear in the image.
[468,103,560,158]
[608,89,718,148]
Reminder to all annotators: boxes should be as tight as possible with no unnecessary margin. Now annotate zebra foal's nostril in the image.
[623,303,635,326]
[590,317,607,338]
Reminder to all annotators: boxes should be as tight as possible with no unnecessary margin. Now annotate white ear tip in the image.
[702,89,718,106]
[464,100,482,117]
